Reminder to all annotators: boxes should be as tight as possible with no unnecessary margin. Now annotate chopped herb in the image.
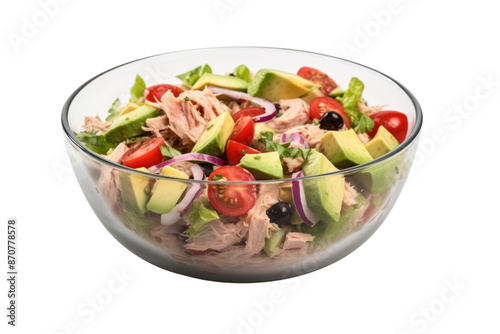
[241,150,246,155]
[159,144,182,159]
[125,135,152,144]
[206,124,214,130]
[211,174,223,181]
[105,98,122,122]
[258,131,311,160]
[254,156,261,160]
[130,75,146,103]
[312,118,320,126]
[184,96,191,101]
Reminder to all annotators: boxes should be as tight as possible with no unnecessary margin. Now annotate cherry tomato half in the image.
[143,84,184,102]
[297,66,338,95]
[310,96,351,128]
[226,140,260,165]
[229,116,254,146]
[121,137,165,168]
[232,107,265,123]
[367,111,408,143]
[208,166,257,216]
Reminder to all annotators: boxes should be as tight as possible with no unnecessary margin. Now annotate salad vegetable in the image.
[77,64,409,260]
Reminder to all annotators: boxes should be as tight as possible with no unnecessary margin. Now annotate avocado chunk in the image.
[248,69,318,102]
[104,105,159,143]
[321,129,374,168]
[191,73,248,91]
[118,102,140,117]
[302,150,345,223]
[191,112,235,156]
[119,167,152,214]
[356,157,401,194]
[365,126,399,159]
[237,151,283,180]
[147,166,189,214]
[264,226,292,257]
[300,87,324,104]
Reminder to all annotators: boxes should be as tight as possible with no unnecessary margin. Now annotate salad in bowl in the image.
[63,47,421,282]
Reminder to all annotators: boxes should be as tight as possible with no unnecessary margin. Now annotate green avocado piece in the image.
[321,129,374,168]
[248,69,318,102]
[264,226,292,257]
[302,150,345,223]
[191,73,248,91]
[356,157,401,194]
[237,152,283,180]
[300,87,325,104]
[191,112,234,156]
[365,125,399,159]
[104,105,159,143]
[146,166,189,214]
[119,167,152,214]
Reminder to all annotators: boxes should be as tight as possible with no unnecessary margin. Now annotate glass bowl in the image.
[62,47,422,282]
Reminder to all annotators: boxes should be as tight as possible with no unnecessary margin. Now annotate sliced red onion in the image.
[291,171,320,227]
[279,133,310,149]
[207,86,277,123]
[152,153,227,173]
[161,164,204,225]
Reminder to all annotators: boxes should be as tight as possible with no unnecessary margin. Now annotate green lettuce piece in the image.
[159,144,182,159]
[182,198,219,237]
[75,130,117,154]
[337,77,374,133]
[176,64,212,86]
[105,98,123,122]
[130,75,146,102]
[234,64,252,82]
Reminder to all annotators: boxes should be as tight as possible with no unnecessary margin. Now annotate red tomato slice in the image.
[226,140,260,165]
[143,84,183,102]
[232,107,265,123]
[207,166,257,216]
[229,116,254,146]
[367,110,408,143]
[310,96,351,128]
[297,66,338,95]
[121,137,165,168]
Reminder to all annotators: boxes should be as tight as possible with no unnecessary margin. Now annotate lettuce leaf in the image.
[182,198,219,237]
[75,130,117,154]
[130,75,146,102]
[176,64,212,86]
[337,77,374,133]
[234,64,251,82]
[105,98,123,122]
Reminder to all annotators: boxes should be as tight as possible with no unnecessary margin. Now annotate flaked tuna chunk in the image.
[282,232,314,252]
[146,88,230,149]
[357,132,371,144]
[282,156,304,174]
[244,184,280,255]
[357,98,385,116]
[343,182,358,206]
[267,99,310,131]
[184,220,249,252]
[107,142,129,163]
[83,116,111,134]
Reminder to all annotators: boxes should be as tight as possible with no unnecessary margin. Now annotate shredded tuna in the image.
[358,99,385,116]
[170,161,194,177]
[282,232,314,252]
[244,184,280,255]
[282,156,304,174]
[107,142,128,163]
[275,124,327,148]
[146,88,230,149]
[267,99,309,131]
[357,132,371,144]
[350,197,371,229]
[83,116,111,134]
[184,220,249,252]
[343,182,358,206]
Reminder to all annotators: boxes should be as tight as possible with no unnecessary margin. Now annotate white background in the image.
[2,0,499,333]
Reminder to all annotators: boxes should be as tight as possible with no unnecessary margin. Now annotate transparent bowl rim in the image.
[61,46,423,185]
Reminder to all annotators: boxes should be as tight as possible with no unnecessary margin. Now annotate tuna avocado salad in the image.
[76,64,409,262]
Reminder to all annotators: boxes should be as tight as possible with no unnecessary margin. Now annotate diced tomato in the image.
[309,96,351,128]
[143,84,183,102]
[121,137,165,168]
[367,111,408,143]
[231,107,265,123]
[226,140,260,165]
[207,166,257,216]
[297,66,338,95]
[229,116,254,145]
